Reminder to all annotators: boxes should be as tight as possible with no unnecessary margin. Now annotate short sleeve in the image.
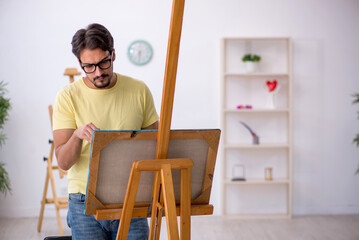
[142,84,159,128]
[52,89,77,130]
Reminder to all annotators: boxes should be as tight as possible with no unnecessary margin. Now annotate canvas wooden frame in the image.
[85,129,220,217]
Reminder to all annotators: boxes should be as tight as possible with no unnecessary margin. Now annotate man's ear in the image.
[112,49,116,62]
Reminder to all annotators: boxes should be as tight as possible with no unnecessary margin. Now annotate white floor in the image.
[1,215,359,240]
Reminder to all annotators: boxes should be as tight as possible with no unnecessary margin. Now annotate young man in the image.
[53,23,159,240]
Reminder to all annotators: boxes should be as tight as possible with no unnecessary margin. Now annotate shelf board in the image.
[224,109,289,113]
[224,178,289,185]
[224,72,289,78]
[224,143,289,149]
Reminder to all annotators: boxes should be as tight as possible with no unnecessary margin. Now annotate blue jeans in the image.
[67,193,149,240]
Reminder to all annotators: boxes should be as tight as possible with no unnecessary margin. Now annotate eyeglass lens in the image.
[83,58,112,73]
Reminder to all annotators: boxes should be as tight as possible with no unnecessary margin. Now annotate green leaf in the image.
[0,81,10,147]
[252,55,261,62]
[0,81,8,95]
[0,81,11,195]
[353,93,359,175]
[352,93,359,104]
[242,54,252,62]
[0,163,11,195]
[242,54,261,62]
[353,134,359,147]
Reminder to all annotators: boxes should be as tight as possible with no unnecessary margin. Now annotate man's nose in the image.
[94,66,104,76]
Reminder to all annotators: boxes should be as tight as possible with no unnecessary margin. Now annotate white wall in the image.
[0,0,358,218]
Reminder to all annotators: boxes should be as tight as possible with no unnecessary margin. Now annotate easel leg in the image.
[116,166,141,240]
[155,193,164,240]
[161,164,179,240]
[154,168,191,240]
[48,158,64,236]
[55,207,64,236]
[149,172,161,240]
[180,168,191,240]
[37,170,50,232]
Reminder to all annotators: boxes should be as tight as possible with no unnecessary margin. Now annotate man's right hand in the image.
[53,122,100,171]
[74,122,100,142]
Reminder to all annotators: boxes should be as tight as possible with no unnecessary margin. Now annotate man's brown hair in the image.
[71,23,114,59]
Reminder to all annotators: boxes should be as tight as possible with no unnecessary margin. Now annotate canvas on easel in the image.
[85,129,220,219]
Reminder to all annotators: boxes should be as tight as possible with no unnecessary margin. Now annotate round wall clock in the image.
[127,40,153,66]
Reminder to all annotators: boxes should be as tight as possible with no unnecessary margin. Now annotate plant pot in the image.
[244,61,258,73]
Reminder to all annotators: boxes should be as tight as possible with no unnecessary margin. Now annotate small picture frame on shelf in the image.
[265,167,273,181]
[232,164,246,181]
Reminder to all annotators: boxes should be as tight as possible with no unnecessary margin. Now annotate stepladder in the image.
[38,68,81,235]
[37,106,68,235]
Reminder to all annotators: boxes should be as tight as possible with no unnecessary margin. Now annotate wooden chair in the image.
[38,105,68,236]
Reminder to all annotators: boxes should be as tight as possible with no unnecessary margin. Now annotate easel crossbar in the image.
[134,158,193,171]
[95,204,214,221]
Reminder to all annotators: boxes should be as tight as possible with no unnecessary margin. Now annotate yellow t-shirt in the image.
[53,73,159,194]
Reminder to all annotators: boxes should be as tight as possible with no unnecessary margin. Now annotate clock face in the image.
[127,40,153,66]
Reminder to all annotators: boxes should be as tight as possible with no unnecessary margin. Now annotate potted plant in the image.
[242,53,261,73]
[0,81,11,195]
[352,93,359,175]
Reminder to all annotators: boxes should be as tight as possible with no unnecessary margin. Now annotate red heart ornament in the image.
[266,80,277,92]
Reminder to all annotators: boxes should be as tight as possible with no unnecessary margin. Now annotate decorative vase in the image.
[265,80,280,109]
[244,62,257,73]
[266,92,275,109]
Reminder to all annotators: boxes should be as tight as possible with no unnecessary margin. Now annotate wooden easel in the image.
[131,0,186,238]
[147,1,186,238]
[37,105,68,236]
[86,0,216,239]
[38,68,81,235]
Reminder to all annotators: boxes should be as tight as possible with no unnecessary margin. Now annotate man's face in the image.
[79,48,116,89]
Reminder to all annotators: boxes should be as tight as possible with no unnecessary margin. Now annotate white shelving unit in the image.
[221,37,292,218]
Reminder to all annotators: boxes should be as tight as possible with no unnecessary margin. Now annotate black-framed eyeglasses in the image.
[80,54,113,74]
